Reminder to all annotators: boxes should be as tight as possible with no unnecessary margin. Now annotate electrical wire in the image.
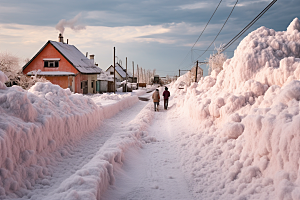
[220,0,277,53]
[191,0,223,50]
[195,0,239,61]
[177,0,223,69]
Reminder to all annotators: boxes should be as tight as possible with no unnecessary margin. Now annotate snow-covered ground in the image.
[102,105,193,200]
[1,17,300,200]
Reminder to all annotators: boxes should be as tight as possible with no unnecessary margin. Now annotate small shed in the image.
[97,71,115,93]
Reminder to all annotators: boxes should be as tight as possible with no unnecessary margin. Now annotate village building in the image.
[22,34,102,94]
[106,63,137,83]
[96,71,115,93]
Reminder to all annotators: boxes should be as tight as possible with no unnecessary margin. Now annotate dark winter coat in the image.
[163,90,170,100]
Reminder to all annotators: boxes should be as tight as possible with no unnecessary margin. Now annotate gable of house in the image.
[106,63,133,79]
[23,42,77,75]
[106,65,123,80]
[23,40,102,75]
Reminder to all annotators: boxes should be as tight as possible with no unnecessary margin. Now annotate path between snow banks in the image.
[102,103,194,200]
[9,100,152,200]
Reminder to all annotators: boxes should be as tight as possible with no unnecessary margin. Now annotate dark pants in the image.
[154,102,159,111]
[164,99,169,109]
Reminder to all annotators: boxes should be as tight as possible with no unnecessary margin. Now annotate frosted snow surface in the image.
[0,80,141,199]
[167,18,300,199]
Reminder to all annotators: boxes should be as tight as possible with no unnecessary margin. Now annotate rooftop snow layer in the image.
[27,70,76,76]
[50,41,102,74]
[108,63,132,78]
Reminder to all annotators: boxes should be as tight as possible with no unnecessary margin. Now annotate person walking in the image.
[152,89,160,111]
[163,87,170,110]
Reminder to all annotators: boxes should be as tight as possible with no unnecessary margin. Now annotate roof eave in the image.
[22,41,51,71]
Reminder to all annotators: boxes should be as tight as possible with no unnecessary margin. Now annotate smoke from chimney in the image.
[55,13,86,35]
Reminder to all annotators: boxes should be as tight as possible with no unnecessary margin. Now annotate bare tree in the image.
[207,45,227,75]
[0,52,47,89]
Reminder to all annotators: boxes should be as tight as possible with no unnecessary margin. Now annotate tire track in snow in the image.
[11,100,148,200]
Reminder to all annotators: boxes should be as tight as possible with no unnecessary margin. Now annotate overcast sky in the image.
[0,0,299,76]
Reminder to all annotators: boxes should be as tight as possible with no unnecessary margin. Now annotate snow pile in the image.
[40,103,155,200]
[91,93,139,118]
[170,18,300,199]
[0,80,139,198]
[218,17,300,92]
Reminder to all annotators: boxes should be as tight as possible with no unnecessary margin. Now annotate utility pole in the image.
[114,47,116,94]
[195,60,198,82]
[132,61,134,83]
[179,69,180,77]
[126,57,127,92]
[137,64,139,87]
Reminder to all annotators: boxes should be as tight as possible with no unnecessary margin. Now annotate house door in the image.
[96,81,100,93]
[82,81,88,94]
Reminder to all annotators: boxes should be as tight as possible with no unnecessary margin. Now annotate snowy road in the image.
[12,100,149,200]
[102,103,194,200]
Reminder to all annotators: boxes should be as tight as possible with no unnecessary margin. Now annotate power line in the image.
[191,0,223,50]
[220,0,277,53]
[177,0,223,69]
[195,0,239,61]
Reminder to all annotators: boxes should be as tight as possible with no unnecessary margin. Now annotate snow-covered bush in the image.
[207,45,227,75]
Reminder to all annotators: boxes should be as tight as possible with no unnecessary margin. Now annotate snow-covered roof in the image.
[27,71,75,76]
[23,41,102,74]
[97,71,114,81]
[50,41,102,74]
[106,63,133,78]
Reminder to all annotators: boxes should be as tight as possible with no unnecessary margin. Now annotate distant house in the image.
[106,63,137,83]
[97,71,115,93]
[22,34,102,94]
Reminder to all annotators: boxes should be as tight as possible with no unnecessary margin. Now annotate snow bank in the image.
[170,18,300,199]
[91,93,139,118]
[0,80,139,198]
[41,103,154,200]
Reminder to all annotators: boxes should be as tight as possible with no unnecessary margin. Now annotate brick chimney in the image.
[90,55,95,64]
[58,33,64,43]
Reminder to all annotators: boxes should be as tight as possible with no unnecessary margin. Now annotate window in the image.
[110,71,114,75]
[91,82,94,88]
[43,58,60,68]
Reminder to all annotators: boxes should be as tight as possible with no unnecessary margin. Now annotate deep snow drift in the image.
[169,18,300,199]
[0,74,142,198]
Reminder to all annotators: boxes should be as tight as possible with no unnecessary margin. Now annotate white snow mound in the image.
[169,18,300,199]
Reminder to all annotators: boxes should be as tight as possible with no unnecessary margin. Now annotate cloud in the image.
[179,2,209,10]
[235,0,271,7]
